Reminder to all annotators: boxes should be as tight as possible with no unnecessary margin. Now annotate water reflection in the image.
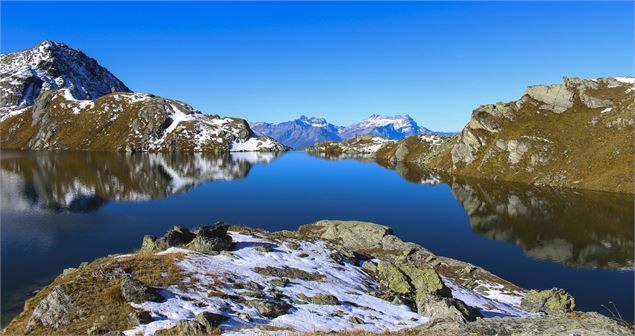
[0,151,280,212]
[313,154,634,270]
[448,177,634,270]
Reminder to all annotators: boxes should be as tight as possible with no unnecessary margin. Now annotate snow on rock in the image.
[442,276,528,318]
[0,40,130,108]
[125,232,429,335]
[230,137,281,152]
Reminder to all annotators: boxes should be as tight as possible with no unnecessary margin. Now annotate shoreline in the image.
[5,220,632,335]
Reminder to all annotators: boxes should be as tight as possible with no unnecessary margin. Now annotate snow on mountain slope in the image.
[0,40,130,109]
[251,116,342,149]
[252,114,445,149]
[0,41,288,153]
[339,114,431,140]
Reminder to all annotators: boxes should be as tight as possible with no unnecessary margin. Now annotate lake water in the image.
[1,150,633,325]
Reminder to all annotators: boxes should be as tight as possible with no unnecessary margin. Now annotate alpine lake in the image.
[1,150,633,326]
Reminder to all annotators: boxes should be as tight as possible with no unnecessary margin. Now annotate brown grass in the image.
[4,252,189,335]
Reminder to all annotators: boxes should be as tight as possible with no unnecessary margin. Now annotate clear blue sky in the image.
[2,1,633,131]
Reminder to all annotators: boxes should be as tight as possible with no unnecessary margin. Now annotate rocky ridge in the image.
[306,77,635,193]
[4,220,631,335]
[0,41,287,153]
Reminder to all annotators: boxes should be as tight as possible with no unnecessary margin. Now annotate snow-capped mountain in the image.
[0,41,287,153]
[253,114,439,148]
[251,115,342,149]
[0,40,130,108]
[339,114,431,140]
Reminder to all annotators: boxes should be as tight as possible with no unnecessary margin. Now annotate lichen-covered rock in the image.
[310,294,339,305]
[520,288,576,315]
[297,219,392,251]
[375,261,413,295]
[119,276,164,304]
[244,299,293,318]
[25,285,74,332]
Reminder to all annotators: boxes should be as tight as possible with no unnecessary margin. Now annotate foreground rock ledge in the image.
[5,220,632,335]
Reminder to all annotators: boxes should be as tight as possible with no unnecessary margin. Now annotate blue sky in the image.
[2,1,633,131]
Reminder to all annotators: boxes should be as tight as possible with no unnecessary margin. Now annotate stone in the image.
[253,266,324,281]
[26,285,74,332]
[245,299,292,318]
[140,235,158,251]
[127,310,153,325]
[376,261,412,295]
[120,276,163,303]
[310,294,339,305]
[267,278,289,287]
[298,220,392,251]
[195,311,227,329]
[195,222,229,238]
[416,295,481,323]
[524,84,574,113]
[186,235,232,254]
[348,316,364,324]
[396,262,449,297]
[520,288,576,315]
[256,245,273,252]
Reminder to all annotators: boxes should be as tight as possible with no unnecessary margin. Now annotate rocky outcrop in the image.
[305,135,396,158]
[444,77,634,193]
[5,220,630,335]
[0,40,130,109]
[141,222,233,254]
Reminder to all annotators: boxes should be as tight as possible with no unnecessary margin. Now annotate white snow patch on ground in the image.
[613,77,635,84]
[230,137,277,152]
[125,232,429,335]
[442,276,528,318]
[601,107,613,114]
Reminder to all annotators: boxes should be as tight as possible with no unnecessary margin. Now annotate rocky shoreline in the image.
[305,77,635,194]
[4,220,632,335]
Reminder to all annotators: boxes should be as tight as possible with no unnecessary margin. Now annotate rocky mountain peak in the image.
[0,40,130,108]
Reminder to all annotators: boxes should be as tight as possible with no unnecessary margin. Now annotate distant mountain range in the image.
[252,114,455,148]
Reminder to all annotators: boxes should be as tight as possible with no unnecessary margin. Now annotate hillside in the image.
[6,220,630,335]
[0,41,287,153]
[307,77,634,193]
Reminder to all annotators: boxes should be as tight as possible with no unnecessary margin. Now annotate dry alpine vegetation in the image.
[4,220,633,335]
[0,41,287,153]
[306,77,635,194]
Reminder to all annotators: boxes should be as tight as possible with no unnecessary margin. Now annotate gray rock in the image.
[120,276,163,304]
[186,235,232,254]
[127,310,153,325]
[26,285,74,332]
[520,288,576,315]
[524,84,574,113]
[310,294,339,305]
[245,299,292,318]
[195,311,227,329]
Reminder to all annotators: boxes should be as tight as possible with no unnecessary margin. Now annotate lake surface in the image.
[1,150,633,325]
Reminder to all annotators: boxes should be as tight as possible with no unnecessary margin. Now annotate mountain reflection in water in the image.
[382,160,634,270]
[0,151,280,212]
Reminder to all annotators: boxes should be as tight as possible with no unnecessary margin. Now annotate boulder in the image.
[127,310,153,325]
[195,311,227,329]
[520,288,575,315]
[375,261,413,295]
[186,235,232,254]
[310,294,339,305]
[417,295,481,323]
[524,84,574,113]
[120,276,163,303]
[298,220,392,251]
[25,285,74,332]
[245,299,292,318]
